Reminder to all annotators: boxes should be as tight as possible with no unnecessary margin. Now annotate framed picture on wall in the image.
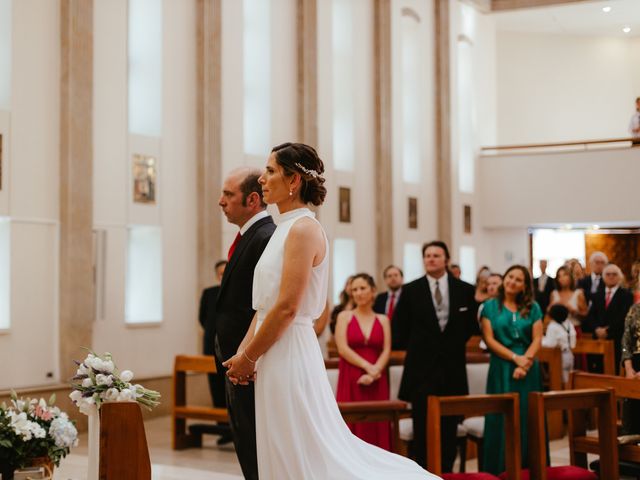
[464,205,472,234]
[339,187,351,223]
[132,154,157,204]
[408,197,418,229]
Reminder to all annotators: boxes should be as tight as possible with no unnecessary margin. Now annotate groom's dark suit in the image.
[215,215,275,480]
[392,274,478,471]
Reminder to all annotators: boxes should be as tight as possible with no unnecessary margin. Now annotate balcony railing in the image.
[481,137,636,155]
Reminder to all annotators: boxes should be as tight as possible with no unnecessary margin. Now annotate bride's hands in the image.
[223,351,256,386]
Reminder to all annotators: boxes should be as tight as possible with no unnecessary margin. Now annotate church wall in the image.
[496,31,638,145]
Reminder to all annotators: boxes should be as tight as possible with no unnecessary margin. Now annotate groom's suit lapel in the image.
[218,216,272,300]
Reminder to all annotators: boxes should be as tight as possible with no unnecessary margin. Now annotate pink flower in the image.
[34,405,53,421]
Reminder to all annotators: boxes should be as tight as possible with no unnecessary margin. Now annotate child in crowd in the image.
[542,304,577,383]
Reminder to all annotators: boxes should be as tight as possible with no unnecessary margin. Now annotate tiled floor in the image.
[53,416,602,479]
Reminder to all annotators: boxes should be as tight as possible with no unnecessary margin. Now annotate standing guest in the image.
[549,266,588,329]
[393,240,478,471]
[329,276,355,334]
[373,265,403,320]
[534,259,555,314]
[569,260,586,287]
[629,96,640,146]
[198,259,231,444]
[621,303,640,434]
[486,273,503,299]
[215,168,276,480]
[335,273,392,451]
[585,264,634,370]
[578,252,608,306]
[481,265,543,475]
[542,304,577,383]
[450,264,462,279]
[628,260,640,305]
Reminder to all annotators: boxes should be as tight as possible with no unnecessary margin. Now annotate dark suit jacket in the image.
[533,275,555,313]
[199,285,220,356]
[578,275,605,306]
[373,292,388,316]
[586,287,633,366]
[392,275,478,401]
[215,216,276,361]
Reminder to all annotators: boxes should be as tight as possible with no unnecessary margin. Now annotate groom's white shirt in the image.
[240,210,270,235]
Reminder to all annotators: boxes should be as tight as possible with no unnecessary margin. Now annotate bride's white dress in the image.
[252,208,439,479]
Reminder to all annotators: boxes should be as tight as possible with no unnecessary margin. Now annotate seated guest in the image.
[578,252,608,306]
[373,265,403,320]
[335,273,392,451]
[450,264,462,279]
[621,303,640,434]
[481,265,543,475]
[549,266,588,329]
[542,304,576,383]
[629,260,640,305]
[329,275,355,334]
[486,273,502,299]
[534,259,555,314]
[586,263,634,370]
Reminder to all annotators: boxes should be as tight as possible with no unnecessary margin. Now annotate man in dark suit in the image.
[533,259,555,314]
[198,259,231,444]
[392,241,478,471]
[215,168,276,480]
[373,265,403,320]
[578,251,608,306]
[585,263,633,371]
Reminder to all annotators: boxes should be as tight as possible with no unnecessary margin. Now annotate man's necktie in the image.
[387,293,396,319]
[227,232,241,261]
[435,281,443,307]
[592,276,600,294]
[605,289,612,309]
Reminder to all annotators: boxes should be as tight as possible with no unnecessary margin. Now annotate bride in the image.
[223,143,438,479]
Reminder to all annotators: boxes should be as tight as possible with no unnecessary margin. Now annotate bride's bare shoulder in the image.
[288,216,323,239]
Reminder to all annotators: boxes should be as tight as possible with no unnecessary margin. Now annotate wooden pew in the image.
[528,388,619,480]
[569,371,640,465]
[100,402,151,479]
[426,393,521,479]
[572,338,616,375]
[537,347,565,440]
[172,355,229,449]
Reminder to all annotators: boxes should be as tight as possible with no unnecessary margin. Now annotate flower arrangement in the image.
[0,392,78,471]
[69,351,161,414]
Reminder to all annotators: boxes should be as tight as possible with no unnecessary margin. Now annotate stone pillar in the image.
[297,0,318,149]
[59,0,94,381]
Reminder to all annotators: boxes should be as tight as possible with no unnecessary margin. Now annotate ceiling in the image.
[493,0,640,37]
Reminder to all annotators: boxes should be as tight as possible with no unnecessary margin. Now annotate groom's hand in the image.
[223,353,256,386]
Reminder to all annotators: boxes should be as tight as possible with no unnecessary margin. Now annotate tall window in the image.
[401,13,421,183]
[244,0,271,156]
[532,229,585,278]
[125,226,163,324]
[403,242,423,283]
[459,245,476,285]
[332,0,354,171]
[457,38,474,193]
[333,238,356,303]
[0,218,9,329]
[128,0,162,137]
[0,0,11,110]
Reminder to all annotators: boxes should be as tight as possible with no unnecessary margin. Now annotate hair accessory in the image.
[294,162,320,179]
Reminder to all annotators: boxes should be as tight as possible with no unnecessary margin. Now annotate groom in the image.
[215,168,275,480]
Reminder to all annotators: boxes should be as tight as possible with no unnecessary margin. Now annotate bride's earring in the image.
[289,189,293,197]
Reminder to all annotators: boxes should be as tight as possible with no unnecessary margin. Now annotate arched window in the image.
[401,9,422,184]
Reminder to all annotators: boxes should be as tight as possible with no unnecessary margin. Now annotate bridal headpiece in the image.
[295,162,321,179]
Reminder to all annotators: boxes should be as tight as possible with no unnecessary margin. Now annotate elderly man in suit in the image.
[579,251,608,306]
[373,265,403,320]
[392,241,478,471]
[215,168,276,480]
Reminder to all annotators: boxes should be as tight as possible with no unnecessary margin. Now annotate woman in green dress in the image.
[481,265,543,475]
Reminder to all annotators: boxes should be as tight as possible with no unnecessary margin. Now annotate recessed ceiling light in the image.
[623,26,632,34]
[602,6,612,13]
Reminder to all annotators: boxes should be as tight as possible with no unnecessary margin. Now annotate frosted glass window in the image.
[457,40,474,193]
[128,0,162,137]
[401,16,421,183]
[333,238,356,304]
[125,226,162,324]
[459,245,476,285]
[0,218,9,329]
[332,0,354,171]
[244,0,271,156]
[532,229,585,278]
[0,0,11,110]
[403,243,423,283]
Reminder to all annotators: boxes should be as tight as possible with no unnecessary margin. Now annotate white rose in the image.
[104,388,119,402]
[120,370,134,382]
[95,374,113,386]
[102,360,115,374]
[81,378,93,388]
[78,363,91,375]
[69,390,83,403]
[117,389,134,402]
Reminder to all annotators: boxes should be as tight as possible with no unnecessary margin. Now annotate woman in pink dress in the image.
[334,272,392,450]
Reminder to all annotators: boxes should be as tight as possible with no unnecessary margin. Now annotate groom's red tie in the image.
[227,232,241,260]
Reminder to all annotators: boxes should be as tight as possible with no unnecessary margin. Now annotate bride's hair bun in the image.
[271,142,327,206]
